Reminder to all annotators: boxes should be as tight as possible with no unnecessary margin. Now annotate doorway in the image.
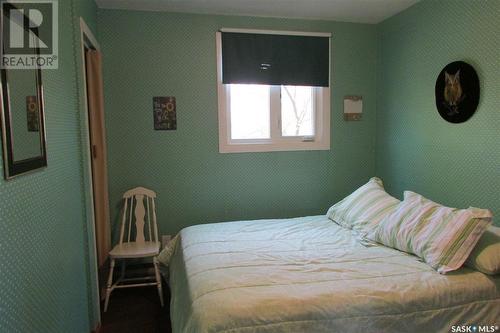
[79,18,111,328]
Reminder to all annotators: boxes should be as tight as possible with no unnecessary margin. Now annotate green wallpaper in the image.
[97,10,379,238]
[0,0,98,332]
[376,0,499,224]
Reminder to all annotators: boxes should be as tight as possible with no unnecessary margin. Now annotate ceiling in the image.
[95,0,420,24]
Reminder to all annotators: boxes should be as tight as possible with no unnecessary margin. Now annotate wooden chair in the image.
[104,187,164,312]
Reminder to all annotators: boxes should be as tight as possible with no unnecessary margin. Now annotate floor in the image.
[100,286,171,333]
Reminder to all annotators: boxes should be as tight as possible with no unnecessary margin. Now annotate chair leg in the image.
[153,256,164,307]
[104,258,115,312]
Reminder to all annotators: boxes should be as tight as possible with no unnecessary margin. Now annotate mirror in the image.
[1,6,47,179]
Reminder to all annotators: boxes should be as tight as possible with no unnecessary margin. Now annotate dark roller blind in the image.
[221,32,330,87]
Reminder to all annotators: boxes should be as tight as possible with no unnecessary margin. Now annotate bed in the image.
[161,215,500,333]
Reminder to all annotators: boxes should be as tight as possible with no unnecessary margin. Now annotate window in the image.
[216,30,331,153]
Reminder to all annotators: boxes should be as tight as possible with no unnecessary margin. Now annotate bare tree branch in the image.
[283,86,308,135]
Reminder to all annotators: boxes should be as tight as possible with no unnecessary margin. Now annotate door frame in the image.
[79,17,102,331]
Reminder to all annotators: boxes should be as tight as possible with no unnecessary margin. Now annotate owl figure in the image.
[444,70,463,115]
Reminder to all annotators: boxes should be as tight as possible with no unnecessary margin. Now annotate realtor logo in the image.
[1,0,58,69]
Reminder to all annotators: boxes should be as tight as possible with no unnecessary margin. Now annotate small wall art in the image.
[343,96,362,121]
[26,96,39,132]
[153,96,177,130]
[435,61,479,123]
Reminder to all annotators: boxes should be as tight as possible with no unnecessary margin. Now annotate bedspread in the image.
[161,215,500,333]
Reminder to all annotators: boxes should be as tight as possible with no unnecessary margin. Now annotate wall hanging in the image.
[0,5,47,179]
[26,96,39,132]
[153,96,177,130]
[435,61,479,123]
[343,96,362,121]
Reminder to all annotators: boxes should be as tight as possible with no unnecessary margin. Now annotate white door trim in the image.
[79,16,101,330]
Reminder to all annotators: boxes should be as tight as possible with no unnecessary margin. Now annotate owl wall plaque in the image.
[435,61,480,123]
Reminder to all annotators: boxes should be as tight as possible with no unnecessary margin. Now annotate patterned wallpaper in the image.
[0,0,98,332]
[97,10,380,239]
[376,0,500,225]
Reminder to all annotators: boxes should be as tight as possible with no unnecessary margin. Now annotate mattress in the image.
[162,215,500,333]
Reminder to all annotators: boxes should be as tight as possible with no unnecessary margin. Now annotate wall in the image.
[376,0,499,224]
[98,10,379,237]
[0,0,98,332]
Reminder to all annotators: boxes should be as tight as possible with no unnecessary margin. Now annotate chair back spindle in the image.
[146,198,152,242]
[151,199,159,244]
[119,187,158,245]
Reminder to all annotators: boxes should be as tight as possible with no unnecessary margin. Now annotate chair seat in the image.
[109,241,160,258]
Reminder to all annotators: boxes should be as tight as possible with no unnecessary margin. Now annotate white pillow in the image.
[326,177,400,234]
[370,191,492,273]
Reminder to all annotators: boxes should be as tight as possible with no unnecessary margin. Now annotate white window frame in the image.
[216,30,331,154]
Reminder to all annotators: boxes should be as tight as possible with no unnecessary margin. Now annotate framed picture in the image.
[435,61,480,123]
[153,96,176,130]
[26,95,39,132]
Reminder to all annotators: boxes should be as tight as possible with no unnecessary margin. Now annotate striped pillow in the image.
[371,191,492,273]
[326,177,400,234]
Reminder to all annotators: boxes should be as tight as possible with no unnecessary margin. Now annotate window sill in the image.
[219,141,330,153]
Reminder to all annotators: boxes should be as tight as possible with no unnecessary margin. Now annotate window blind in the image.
[221,31,330,87]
